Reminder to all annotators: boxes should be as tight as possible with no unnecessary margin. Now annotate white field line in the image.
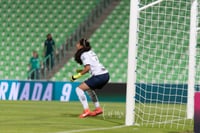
[55,125,137,133]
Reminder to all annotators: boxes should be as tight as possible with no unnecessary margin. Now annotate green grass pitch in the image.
[0,101,193,133]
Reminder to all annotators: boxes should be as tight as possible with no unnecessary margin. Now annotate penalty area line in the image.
[55,125,133,133]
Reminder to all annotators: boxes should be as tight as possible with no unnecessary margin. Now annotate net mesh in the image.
[135,0,193,128]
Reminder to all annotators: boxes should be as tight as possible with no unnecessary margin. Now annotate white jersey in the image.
[81,50,108,76]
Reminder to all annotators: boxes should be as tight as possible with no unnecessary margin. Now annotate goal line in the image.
[56,125,129,133]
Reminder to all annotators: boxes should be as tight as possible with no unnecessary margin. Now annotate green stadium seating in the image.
[52,0,130,82]
[0,0,196,83]
[0,0,98,80]
[52,0,193,83]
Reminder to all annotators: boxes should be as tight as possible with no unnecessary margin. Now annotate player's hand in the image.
[76,69,82,73]
[70,73,82,82]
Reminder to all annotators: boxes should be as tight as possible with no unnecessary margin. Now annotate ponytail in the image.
[80,38,91,48]
[74,38,91,65]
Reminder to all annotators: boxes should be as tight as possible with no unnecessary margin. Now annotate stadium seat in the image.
[0,0,98,80]
[1,0,191,83]
[55,0,189,83]
[52,0,131,82]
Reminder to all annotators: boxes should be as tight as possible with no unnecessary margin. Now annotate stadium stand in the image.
[52,0,193,83]
[0,0,197,83]
[0,0,99,80]
[52,0,130,82]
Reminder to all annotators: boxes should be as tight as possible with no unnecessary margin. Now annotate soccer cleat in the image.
[90,107,103,116]
[79,109,91,118]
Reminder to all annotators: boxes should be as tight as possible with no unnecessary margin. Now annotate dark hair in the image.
[47,33,52,40]
[47,33,51,37]
[79,38,90,47]
[74,38,91,65]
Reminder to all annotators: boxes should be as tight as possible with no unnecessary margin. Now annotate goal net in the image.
[126,0,198,128]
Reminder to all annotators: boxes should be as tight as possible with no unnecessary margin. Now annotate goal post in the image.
[126,0,198,128]
[187,0,198,119]
[125,0,139,126]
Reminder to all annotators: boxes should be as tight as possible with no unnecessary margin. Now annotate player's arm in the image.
[79,65,90,75]
[70,65,90,82]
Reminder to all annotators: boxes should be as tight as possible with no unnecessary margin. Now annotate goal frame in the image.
[125,0,198,126]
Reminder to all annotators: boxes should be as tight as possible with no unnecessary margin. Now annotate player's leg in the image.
[86,89,99,107]
[84,73,110,116]
[86,89,103,116]
[76,74,109,118]
[76,82,91,118]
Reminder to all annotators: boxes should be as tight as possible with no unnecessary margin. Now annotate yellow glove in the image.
[70,73,82,82]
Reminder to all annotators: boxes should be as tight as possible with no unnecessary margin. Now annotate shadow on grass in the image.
[61,112,124,125]
[61,113,79,118]
[90,115,124,125]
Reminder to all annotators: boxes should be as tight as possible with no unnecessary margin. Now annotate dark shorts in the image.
[84,73,110,90]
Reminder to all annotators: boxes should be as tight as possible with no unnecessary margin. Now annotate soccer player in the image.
[70,38,110,118]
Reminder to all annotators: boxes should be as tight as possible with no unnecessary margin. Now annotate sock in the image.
[86,89,100,108]
[94,102,100,108]
[76,87,89,110]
